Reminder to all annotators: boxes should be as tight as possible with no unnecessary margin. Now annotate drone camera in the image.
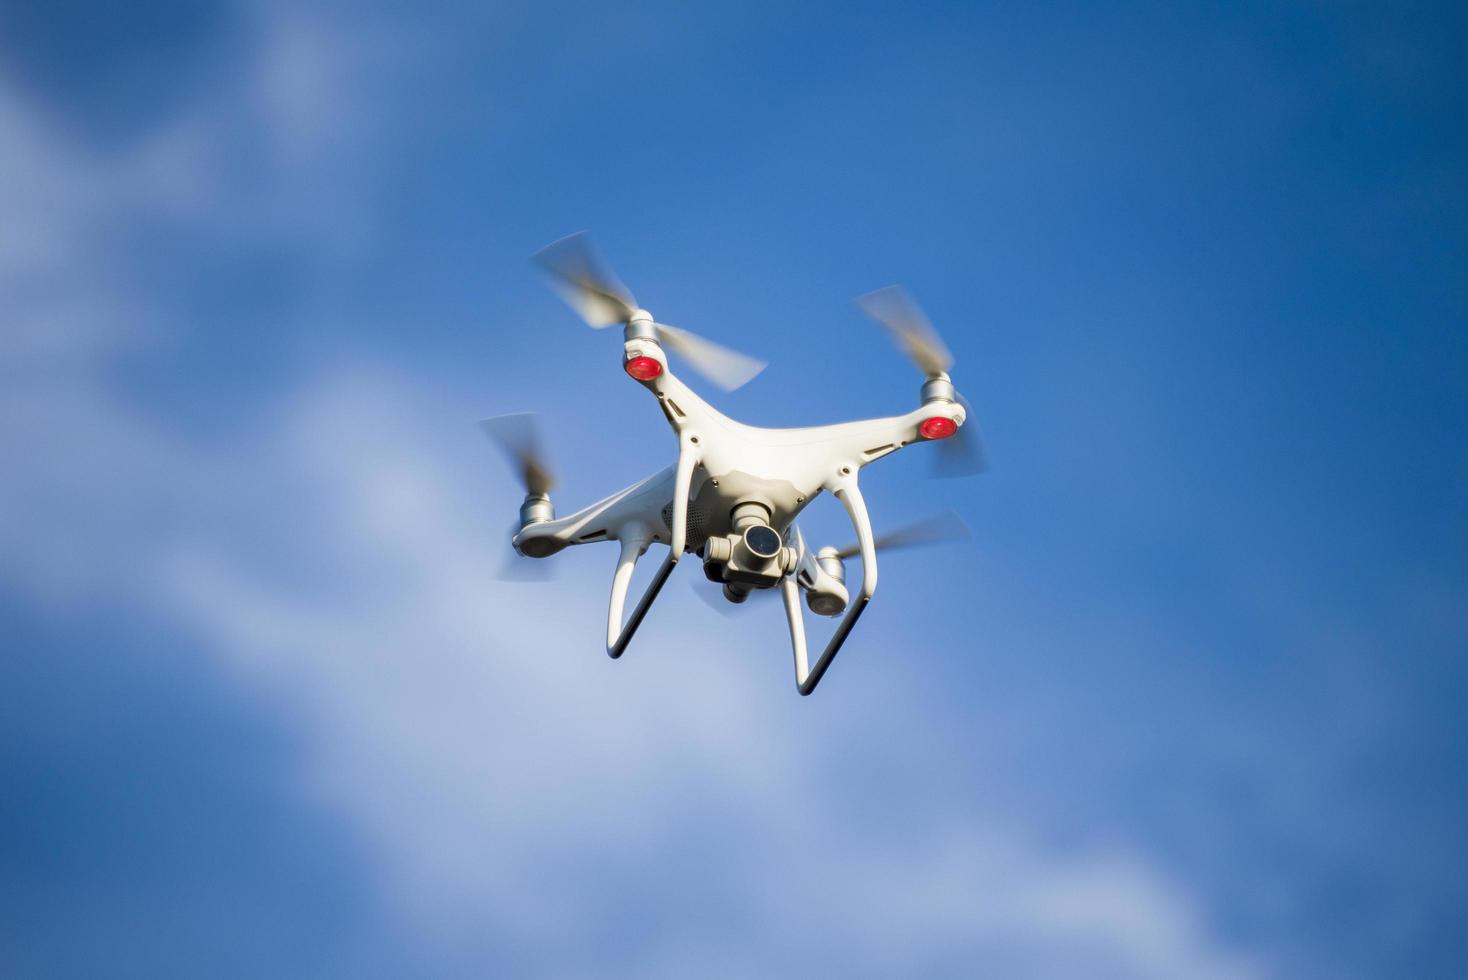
[700,527,794,587]
[742,524,783,559]
[700,501,796,589]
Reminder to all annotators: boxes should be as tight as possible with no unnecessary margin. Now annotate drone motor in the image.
[516,493,557,557]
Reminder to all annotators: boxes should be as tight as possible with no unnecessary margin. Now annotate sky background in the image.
[1,1,1465,977]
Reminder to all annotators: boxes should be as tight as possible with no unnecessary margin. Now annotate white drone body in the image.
[486,234,985,695]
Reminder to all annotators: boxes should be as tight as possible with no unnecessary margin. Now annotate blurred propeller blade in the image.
[479,413,556,496]
[654,322,767,391]
[532,232,766,388]
[934,393,990,477]
[834,510,970,561]
[855,285,954,377]
[532,231,638,328]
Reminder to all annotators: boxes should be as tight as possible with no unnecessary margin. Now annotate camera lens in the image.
[743,524,782,559]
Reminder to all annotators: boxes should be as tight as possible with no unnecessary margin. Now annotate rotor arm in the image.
[605,431,700,659]
[783,474,878,695]
[625,345,717,443]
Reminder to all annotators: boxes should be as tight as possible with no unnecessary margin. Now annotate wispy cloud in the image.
[0,6,1272,977]
[6,352,1268,977]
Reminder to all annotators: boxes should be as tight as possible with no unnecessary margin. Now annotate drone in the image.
[483,233,987,695]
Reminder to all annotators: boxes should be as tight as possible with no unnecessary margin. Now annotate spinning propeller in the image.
[534,232,766,391]
[856,286,989,477]
[479,412,556,497]
[829,509,971,560]
[480,412,558,580]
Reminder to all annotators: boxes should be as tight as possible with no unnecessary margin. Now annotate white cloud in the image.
[1,352,1269,977]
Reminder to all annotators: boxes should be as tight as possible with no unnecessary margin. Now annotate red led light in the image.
[624,355,663,381]
[919,416,958,440]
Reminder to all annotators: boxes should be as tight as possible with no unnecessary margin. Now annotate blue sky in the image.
[1,1,1464,977]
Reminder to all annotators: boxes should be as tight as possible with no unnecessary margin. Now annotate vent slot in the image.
[662,501,710,552]
[576,528,607,542]
[665,398,687,419]
[862,444,896,459]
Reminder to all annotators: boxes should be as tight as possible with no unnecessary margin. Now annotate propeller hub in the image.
[815,549,847,585]
[920,375,956,404]
[519,492,554,527]
[624,311,657,343]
